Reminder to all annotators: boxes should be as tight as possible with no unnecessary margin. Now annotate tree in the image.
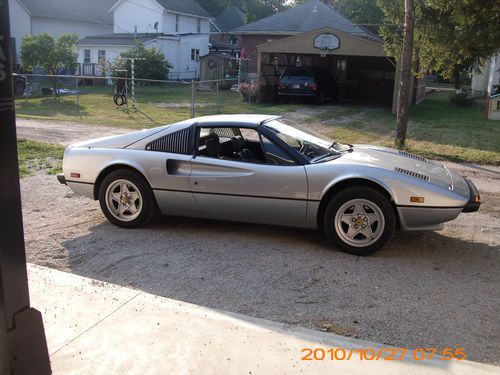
[418,0,500,88]
[395,0,415,148]
[112,41,172,81]
[377,0,500,88]
[20,33,78,100]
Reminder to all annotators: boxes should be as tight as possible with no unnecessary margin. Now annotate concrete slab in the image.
[28,264,498,375]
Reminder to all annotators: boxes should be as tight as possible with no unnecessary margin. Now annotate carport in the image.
[256,27,399,107]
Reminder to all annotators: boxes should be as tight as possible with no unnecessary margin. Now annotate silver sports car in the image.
[57,114,480,255]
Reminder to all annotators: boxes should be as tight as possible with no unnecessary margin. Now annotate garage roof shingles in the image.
[235,0,379,40]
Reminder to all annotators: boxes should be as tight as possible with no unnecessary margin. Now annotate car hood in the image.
[69,126,169,149]
[337,145,469,196]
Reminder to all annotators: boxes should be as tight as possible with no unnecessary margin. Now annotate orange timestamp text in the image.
[301,347,467,361]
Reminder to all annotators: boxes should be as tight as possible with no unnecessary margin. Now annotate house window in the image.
[337,59,347,71]
[175,14,179,32]
[84,49,91,64]
[197,19,201,33]
[191,49,200,61]
[98,50,106,63]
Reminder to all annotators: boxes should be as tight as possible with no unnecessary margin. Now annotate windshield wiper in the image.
[329,141,337,149]
[312,153,340,163]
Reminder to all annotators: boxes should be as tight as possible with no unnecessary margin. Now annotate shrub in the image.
[450,88,476,107]
[239,81,257,101]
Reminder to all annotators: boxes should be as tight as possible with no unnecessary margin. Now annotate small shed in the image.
[487,93,500,120]
[199,53,238,82]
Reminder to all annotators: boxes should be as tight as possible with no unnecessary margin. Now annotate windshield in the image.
[264,120,351,163]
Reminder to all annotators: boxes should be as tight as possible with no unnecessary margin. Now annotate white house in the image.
[77,0,211,80]
[8,0,115,66]
[471,51,500,97]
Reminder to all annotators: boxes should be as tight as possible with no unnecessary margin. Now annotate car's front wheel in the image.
[323,187,395,255]
[98,169,157,228]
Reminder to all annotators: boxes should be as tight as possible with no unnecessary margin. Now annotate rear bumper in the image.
[57,173,66,185]
[278,91,317,97]
[462,178,481,213]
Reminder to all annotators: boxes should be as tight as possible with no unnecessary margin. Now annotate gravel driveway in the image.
[19,118,500,365]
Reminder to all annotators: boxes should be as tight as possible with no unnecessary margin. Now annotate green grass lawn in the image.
[317,93,499,165]
[16,84,298,129]
[17,139,64,177]
[15,86,500,165]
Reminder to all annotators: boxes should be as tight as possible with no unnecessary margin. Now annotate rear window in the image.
[281,69,314,82]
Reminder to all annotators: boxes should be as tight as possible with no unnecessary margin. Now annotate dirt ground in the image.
[18,117,500,365]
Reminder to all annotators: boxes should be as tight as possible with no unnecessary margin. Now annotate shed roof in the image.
[234,0,379,41]
[17,0,116,25]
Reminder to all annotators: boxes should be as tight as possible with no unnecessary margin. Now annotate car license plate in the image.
[293,84,300,89]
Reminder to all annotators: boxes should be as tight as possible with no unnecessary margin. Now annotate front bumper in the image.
[462,178,481,213]
[57,173,66,185]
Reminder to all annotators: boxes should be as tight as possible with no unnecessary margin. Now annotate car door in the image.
[139,125,200,216]
[188,126,308,227]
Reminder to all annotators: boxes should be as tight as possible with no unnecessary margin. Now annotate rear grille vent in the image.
[394,167,430,182]
[146,128,192,154]
[398,150,428,162]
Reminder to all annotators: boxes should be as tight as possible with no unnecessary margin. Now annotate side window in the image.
[145,127,193,154]
[83,49,91,64]
[197,127,265,163]
[196,127,296,165]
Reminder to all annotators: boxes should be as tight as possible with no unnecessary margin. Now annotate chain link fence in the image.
[13,73,257,128]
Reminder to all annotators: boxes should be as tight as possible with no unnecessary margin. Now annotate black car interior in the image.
[198,131,265,163]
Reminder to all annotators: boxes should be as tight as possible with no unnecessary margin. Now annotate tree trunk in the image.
[453,68,461,90]
[395,0,415,149]
[51,77,59,101]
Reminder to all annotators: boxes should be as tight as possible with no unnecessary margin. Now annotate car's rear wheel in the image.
[99,169,157,228]
[323,187,395,255]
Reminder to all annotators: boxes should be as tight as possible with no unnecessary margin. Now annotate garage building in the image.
[235,0,424,108]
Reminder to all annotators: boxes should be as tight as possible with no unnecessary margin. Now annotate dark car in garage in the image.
[277,67,338,104]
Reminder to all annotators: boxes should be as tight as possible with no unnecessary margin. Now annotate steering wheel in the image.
[299,142,317,159]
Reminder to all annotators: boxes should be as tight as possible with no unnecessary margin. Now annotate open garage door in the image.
[257,27,398,106]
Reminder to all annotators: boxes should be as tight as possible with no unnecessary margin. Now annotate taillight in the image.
[311,83,318,91]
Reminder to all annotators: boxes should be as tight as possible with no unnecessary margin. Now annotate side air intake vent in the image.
[146,128,192,154]
[398,150,428,162]
[395,167,430,182]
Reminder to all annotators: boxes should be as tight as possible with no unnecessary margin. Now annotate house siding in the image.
[163,12,210,34]
[31,17,112,38]
[8,0,31,63]
[239,34,290,73]
[113,0,164,34]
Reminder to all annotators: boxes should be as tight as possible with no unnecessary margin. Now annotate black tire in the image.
[323,186,395,256]
[98,169,158,228]
[113,94,126,106]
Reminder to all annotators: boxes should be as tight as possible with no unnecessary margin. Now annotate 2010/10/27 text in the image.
[301,347,467,361]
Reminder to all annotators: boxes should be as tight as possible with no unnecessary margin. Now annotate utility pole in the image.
[0,0,51,373]
[395,0,415,148]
